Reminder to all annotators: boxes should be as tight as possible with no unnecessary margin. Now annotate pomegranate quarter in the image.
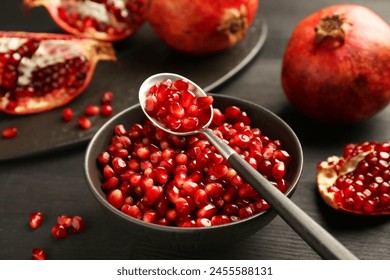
[317,141,390,215]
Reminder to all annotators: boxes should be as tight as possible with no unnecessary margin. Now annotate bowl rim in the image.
[84,94,304,233]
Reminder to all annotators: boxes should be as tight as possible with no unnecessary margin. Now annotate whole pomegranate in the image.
[146,0,259,55]
[281,4,390,123]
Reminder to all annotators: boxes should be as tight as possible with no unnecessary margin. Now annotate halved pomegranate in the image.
[317,141,390,215]
[23,0,147,41]
[0,31,116,115]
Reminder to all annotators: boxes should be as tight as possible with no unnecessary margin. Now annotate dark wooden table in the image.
[1,0,389,260]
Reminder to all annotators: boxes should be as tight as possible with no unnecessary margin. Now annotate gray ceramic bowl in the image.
[84,94,303,250]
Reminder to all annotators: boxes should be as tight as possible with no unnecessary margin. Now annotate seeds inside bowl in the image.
[96,105,292,227]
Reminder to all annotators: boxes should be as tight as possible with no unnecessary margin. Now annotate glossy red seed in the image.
[71,215,86,233]
[101,104,113,117]
[78,116,92,129]
[84,105,100,116]
[32,248,46,260]
[62,107,74,122]
[121,204,142,219]
[57,214,72,228]
[29,212,43,229]
[107,189,124,209]
[101,91,113,104]
[51,224,67,239]
[2,126,18,138]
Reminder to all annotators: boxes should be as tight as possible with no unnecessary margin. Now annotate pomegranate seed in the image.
[272,161,287,179]
[101,91,113,104]
[29,212,43,229]
[32,248,46,260]
[84,105,100,116]
[57,214,72,228]
[2,126,18,138]
[78,116,92,129]
[71,215,86,233]
[122,204,142,219]
[62,107,74,122]
[101,104,113,117]
[107,189,124,209]
[51,224,67,239]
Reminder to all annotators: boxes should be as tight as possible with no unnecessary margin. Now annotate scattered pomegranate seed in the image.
[32,248,46,260]
[62,107,74,122]
[29,212,43,229]
[71,215,86,233]
[84,105,100,116]
[101,91,114,104]
[51,224,68,239]
[101,104,113,117]
[2,126,18,139]
[57,214,72,228]
[96,104,292,227]
[78,116,92,129]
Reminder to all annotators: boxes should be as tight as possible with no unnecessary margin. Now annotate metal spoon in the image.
[139,73,358,260]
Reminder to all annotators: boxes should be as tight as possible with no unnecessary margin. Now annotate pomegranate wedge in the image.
[0,31,116,115]
[317,141,390,215]
[23,0,147,41]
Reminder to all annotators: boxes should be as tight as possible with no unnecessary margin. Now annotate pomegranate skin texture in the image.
[146,0,259,55]
[281,4,390,123]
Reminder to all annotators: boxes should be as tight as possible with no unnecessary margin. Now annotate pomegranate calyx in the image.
[314,14,352,47]
[217,5,249,44]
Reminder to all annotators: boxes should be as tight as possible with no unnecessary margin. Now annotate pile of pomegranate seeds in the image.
[97,105,292,227]
[144,79,213,132]
[28,212,86,260]
[317,141,390,215]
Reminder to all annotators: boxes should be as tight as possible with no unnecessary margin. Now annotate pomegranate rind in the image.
[0,31,116,115]
[317,148,390,215]
[24,0,147,42]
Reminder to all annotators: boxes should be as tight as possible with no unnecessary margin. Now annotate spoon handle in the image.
[202,129,358,260]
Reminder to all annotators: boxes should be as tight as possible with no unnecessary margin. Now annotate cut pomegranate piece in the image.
[0,31,116,115]
[317,141,390,215]
[23,0,147,42]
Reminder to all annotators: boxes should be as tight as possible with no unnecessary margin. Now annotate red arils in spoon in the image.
[317,141,390,215]
[29,212,43,229]
[97,105,293,227]
[2,126,18,139]
[0,31,116,115]
[24,0,147,42]
[32,248,46,260]
[144,79,213,132]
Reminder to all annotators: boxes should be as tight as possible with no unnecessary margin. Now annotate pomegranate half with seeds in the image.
[0,31,116,114]
[317,141,390,215]
[24,0,147,42]
[146,0,259,55]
